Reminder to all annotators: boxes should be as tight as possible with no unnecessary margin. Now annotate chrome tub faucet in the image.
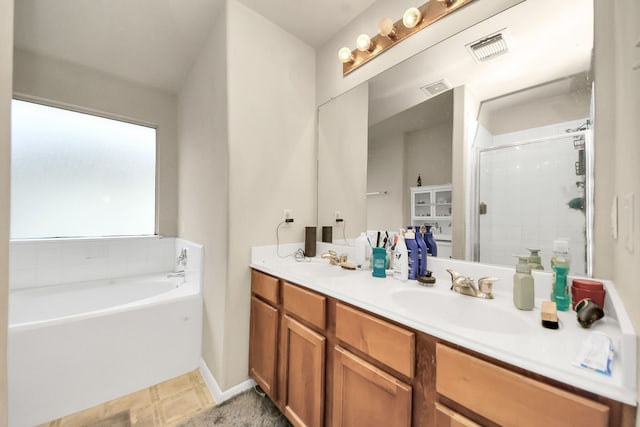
[177,247,188,267]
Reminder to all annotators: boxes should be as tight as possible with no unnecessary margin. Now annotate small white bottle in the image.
[354,232,368,269]
[393,229,408,281]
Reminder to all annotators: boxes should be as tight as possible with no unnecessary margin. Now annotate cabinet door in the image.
[434,189,452,218]
[249,296,279,399]
[413,190,432,219]
[282,315,325,427]
[332,346,412,427]
[434,403,480,427]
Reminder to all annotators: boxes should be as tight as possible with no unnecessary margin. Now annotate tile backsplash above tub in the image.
[9,236,176,289]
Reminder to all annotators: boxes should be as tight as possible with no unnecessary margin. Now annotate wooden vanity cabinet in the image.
[249,270,281,399]
[333,302,415,427]
[250,269,635,427]
[280,282,327,427]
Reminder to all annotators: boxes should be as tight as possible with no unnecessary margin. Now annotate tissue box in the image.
[571,279,605,310]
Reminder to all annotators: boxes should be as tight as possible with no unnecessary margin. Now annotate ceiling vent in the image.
[420,79,451,98]
[467,32,509,62]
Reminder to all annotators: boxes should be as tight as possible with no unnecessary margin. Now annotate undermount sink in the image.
[391,288,536,334]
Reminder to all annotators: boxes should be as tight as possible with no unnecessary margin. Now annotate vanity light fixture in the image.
[402,7,423,29]
[356,34,375,52]
[338,0,476,76]
[378,18,397,38]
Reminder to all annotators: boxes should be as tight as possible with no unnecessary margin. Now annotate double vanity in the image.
[249,243,636,427]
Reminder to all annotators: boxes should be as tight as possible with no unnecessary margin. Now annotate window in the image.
[11,99,156,239]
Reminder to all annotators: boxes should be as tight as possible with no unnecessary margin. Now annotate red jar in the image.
[571,279,605,310]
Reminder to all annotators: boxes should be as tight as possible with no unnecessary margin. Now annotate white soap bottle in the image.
[393,229,408,281]
[354,232,368,269]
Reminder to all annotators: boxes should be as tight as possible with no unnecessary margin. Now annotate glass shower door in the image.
[478,134,587,275]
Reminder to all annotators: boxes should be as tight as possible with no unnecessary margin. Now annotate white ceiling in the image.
[13,0,377,93]
[235,0,378,47]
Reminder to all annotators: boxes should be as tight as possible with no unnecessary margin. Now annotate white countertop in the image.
[250,243,637,406]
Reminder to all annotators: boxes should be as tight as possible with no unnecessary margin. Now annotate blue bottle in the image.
[404,229,419,280]
[415,229,428,276]
[424,225,438,257]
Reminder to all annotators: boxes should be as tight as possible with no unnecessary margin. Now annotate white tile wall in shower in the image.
[478,132,587,274]
[9,236,177,289]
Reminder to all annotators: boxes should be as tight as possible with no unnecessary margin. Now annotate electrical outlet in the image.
[283,209,293,221]
[335,210,342,221]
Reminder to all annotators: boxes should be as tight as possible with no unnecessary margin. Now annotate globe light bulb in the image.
[338,47,354,63]
[378,18,397,38]
[356,34,374,52]
[402,7,422,29]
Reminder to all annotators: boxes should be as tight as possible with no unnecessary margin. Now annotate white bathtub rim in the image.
[198,358,256,404]
[9,279,200,331]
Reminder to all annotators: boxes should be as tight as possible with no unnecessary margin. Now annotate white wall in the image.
[594,0,640,420]
[177,0,229,389]
[224,0,316,390]
[368,132,404,231]
[451,86,470,259]
[12,49,179,237]
[318,83,369,239]
[0,0,12,423]
[486,91,592,136]
[316,0,524,105]
[405,122,453,189]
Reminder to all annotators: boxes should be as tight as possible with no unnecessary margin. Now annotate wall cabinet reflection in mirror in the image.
[317,0,593,274]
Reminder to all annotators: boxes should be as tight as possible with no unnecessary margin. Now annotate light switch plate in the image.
[622,192,634,253]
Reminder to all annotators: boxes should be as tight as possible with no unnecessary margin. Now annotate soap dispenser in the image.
[526,248,544,270]
[514,256,535,310]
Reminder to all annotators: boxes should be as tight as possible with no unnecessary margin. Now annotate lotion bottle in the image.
[405,228,419,280]
[393,229,408,281]
[513,256,535,310]
[354,232,368,269]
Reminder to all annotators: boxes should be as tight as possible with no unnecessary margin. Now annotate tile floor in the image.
[39,370,215,427]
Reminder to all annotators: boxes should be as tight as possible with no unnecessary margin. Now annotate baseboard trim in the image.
[198,358,256,404]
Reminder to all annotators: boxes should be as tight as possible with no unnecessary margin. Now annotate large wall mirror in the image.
[318,0,593,275]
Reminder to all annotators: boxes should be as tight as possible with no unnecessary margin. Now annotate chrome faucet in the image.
[321,250,346,266]
[447,269,497,299]
[168,248,188,279]
[168,271,185,278]
[177,247,188,267]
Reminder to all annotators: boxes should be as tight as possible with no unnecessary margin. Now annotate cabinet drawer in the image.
[282,281,326,330]
[335,303,415,378]
[436,344,610,427]
[251,269,279,305]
